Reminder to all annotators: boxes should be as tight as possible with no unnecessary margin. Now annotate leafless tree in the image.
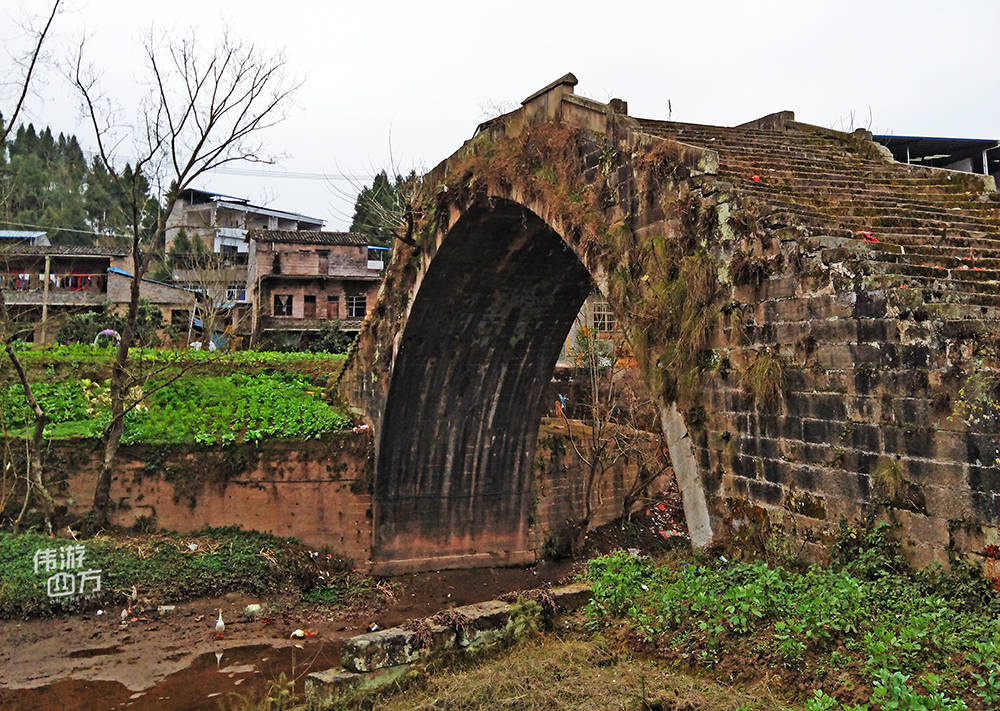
[0,1,62,533]
[559,321,670,556]
[71,23,301,528]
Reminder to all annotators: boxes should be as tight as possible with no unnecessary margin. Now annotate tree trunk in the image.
[90,243,145,529]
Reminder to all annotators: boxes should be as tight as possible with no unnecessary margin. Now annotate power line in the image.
[0,217,127,239]
[73,149,374,182]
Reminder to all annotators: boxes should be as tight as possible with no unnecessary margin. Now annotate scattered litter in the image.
[751,175,760,182]
[351,424,371,434]
[243,604,262,620]
[640,584,649,591]
[96,610,104,616]
[187,544,198,551]
[719,555,729,563]
[658,530,687,538]
[157,606,175,616]
[290,629,317,639]
[367,623,379,632]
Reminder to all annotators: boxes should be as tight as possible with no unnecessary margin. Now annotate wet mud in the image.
[0,561,575,711]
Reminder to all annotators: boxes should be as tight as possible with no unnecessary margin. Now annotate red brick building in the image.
[246,230,383,347]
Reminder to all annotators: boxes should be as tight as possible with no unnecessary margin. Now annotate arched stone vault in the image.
[342,74,1000,573]
[375,199,592,567]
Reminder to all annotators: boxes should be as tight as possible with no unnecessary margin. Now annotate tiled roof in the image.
[0,244,128,257]
[249,230,367,246]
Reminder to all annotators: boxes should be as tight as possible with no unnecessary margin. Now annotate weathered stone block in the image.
[456,600,513,650]
[802,418,841,445]
[922,486,971,521]
[762,457,790,485]
[305,664,411,705]
[550,582,592,612]
[341,627,422,673]
[815,344,857,370]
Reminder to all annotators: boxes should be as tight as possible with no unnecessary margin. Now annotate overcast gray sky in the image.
[6,0,999,230]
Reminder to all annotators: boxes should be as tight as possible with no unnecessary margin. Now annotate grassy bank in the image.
[0,527,381,619]
[583,525,1000,710]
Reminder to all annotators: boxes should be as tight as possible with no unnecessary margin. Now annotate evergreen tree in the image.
[348,170,417,247]
[0,122,158,247]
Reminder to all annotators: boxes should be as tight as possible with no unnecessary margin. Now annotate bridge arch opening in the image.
[374,198,593,568]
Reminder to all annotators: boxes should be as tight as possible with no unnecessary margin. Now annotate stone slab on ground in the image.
[454,600,512,650]
[549,582,592,612]
[306,664,410,701]
[341,627,422,673]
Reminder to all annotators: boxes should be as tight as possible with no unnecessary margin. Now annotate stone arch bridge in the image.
[340,74,1000,574]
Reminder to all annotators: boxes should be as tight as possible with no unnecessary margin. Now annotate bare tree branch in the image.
[1,1,61,146]
[70,22,301,529]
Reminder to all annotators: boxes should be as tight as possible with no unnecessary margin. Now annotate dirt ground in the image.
[0,490,687,711]
[0,561,577,711]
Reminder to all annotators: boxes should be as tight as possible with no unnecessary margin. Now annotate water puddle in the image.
[0,642,340,711]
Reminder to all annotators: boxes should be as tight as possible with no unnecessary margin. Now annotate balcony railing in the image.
[169,252,248,268]
[2,272,107,293]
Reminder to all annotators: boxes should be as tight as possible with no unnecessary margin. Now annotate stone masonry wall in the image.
[37,424,655,567]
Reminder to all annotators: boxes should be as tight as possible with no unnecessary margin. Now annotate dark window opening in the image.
[304,294,316,318]
[273,294,293,316]
[346,295,366,319]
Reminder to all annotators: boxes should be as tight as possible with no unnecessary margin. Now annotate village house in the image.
[0,236,194,343]
[245,230,384,347]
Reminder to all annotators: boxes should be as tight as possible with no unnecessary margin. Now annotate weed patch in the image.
[584,523,1000,709]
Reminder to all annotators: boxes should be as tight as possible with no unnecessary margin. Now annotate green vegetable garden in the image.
[0,345,351,444]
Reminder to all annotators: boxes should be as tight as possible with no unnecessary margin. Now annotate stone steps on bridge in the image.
[635,117,1000,303]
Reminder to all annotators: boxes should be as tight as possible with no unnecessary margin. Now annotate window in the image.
[346,295,366,319]
[593,301,615,332]
[304,294,316,318]
[326,295,339,319]
[226,284,246,302]
[273,294,293,316]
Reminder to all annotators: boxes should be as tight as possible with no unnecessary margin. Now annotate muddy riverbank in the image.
[0,561,575,711]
